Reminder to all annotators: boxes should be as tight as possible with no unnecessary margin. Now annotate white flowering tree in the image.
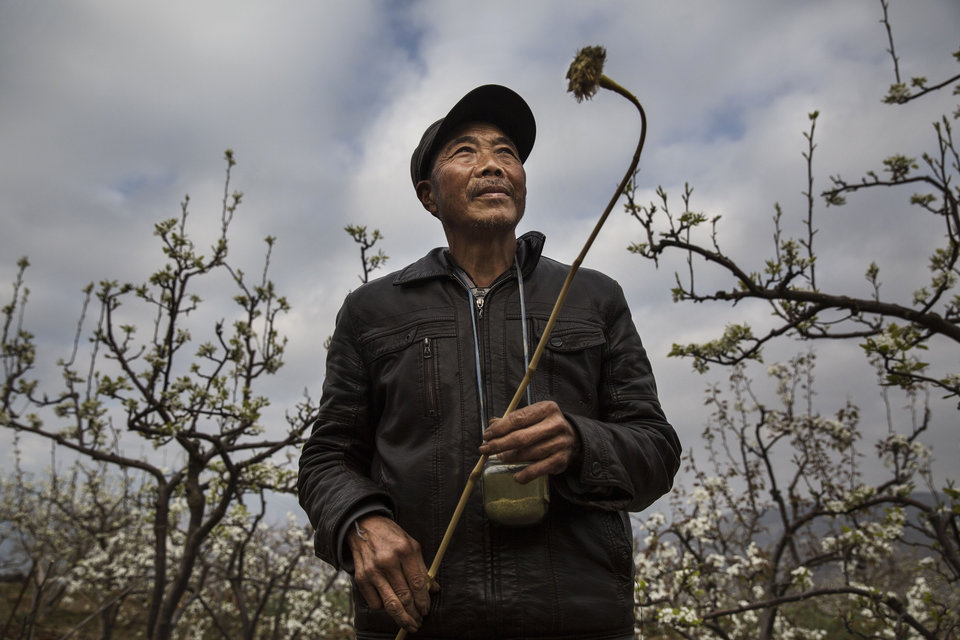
[0,150,326,640]
[627,3,959,638]
[0,458,354,640]
[175,490,353,640]
[0,451,153,639]
[633,354,958,639]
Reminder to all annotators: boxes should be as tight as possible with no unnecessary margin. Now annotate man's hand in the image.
[347,514,434,634]
[479,400,582,483]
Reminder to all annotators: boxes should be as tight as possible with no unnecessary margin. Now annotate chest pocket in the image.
[532,319,606,415]
[361,319,457,422]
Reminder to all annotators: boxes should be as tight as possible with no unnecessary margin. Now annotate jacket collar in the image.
[393,230,545,286]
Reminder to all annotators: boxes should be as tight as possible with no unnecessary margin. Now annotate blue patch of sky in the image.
[659,100,748,147]
[329,0,430,156]
[703,101,747,143]
[383,0,428,74]
[516,6,617,67]
[662,83,798,147]
[112,170,177,199]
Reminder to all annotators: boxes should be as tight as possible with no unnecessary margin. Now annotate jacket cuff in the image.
[554,413,631,507]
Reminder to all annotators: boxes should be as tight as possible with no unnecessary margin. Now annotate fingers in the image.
[358,568,420,632]
[479,401,581,476]
[512,457,560,484]
[348,516,433,633]
[483,401,557,439]
[401,546,433,617]
[379,567,421,632]
[492,428,568,466]
[354,570,384,611]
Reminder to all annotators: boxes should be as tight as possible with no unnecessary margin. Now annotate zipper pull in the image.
[475,296,484,320]
[423,336,432,358]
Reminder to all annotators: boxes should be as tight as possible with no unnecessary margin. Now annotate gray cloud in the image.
[2,0,957,486]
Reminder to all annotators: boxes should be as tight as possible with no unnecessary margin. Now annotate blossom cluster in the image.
[630,354,956,639]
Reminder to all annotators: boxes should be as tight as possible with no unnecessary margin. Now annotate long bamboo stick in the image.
[395,47,646,639]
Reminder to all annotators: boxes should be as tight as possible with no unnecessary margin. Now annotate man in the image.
[299,84,681,639]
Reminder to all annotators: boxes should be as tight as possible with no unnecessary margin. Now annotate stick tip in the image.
[566,45,607,102]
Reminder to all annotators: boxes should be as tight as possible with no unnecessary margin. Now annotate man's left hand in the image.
[479,400,581,483]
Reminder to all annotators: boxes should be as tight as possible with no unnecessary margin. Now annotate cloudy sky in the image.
[2,1,958,497]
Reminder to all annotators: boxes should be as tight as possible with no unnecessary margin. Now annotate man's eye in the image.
[454,146,475,155]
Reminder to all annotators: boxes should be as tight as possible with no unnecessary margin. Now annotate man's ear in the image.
[415,180,440,219]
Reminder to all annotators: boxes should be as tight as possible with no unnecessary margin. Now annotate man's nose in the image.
[477,150,504,176]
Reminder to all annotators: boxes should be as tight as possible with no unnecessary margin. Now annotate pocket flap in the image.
[363,320,456,360]
[534,321,605,352]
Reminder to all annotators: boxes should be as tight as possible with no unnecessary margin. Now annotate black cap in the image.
[410,84,536,187]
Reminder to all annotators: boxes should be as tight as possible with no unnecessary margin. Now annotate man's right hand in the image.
[347,514,434,634]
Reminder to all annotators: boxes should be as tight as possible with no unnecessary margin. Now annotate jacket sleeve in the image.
[297,297,394,568]
[553,280,682,512]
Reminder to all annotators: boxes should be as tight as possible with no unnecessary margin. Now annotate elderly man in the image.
[298,84,681,639]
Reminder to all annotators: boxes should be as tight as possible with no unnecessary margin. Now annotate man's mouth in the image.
[472,182,513,198]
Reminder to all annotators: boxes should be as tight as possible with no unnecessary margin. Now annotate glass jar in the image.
[482,459,549,526]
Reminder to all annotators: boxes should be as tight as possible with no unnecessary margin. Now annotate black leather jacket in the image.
[299,231,681,639]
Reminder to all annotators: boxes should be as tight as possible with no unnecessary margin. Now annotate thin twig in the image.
[879,0,901,84]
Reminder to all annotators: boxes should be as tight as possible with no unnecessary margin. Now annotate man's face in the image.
[416,121,527,233]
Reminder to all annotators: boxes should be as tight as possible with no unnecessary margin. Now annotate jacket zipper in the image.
[474,287,488,320]
[452,272,510,434]
[422,337,438,417]
[452,263,529,627]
